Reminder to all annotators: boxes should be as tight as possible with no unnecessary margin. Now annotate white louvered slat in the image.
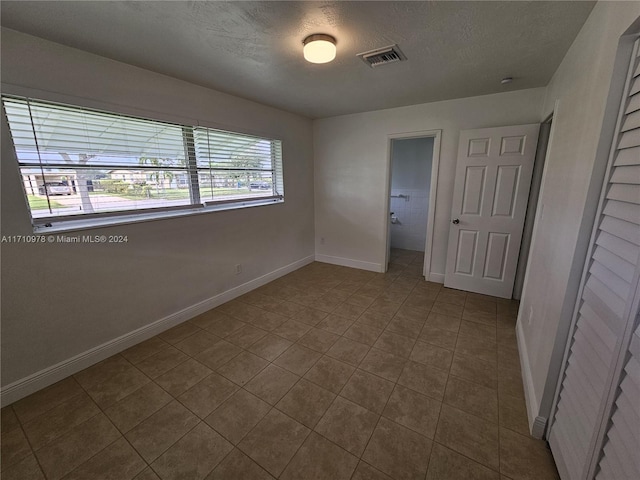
[606,183,640,204]
[593,245,636,283]
[550,40,640,480]
[626,93,640,115]
[614,145,640,165]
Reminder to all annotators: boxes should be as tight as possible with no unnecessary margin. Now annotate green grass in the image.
[90,187,254,201]
[27,195,63,210]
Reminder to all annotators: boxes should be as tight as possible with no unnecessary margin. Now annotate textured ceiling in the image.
[0,1,595,118]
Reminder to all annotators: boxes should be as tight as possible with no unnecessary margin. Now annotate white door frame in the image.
[383,129,442,279]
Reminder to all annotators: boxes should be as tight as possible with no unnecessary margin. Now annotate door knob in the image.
[452,219,460,224]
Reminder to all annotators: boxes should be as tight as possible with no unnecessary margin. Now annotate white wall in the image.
[314,88,546,274]
[517,1,640,431]
[390,137,433,252]
[0,29,315,389]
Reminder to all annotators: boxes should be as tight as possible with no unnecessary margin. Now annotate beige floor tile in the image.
[398,361,448,401]
[459,320,497,344]
[105,382,173,433]
[395,305,430,323]
[280,431,358,480]
[314,396,379,456]
[403,293,435,312]
[122,337,171,364]
[174,332,220,357]
[431,302,464,318]
[137,346,189,379]
[248,334,293,361]
[125,401,199,462]
[83,366,151,409]
[272,319,312,341]
[360,348,407,382]
[327,337,370,365]
[435,404,499,471]
[159,322,202,345]
[294,307,329,326]
[265,299,306,318]
[275,379,335,428]
[12,377,83,422]
[244,364,299,405]
[386,316,424,338]
[316,314,354,335]
[362,417,432,480]
[189,310,227,331]
[383,385,441,439]
[134,467,161,480]
[410,341,453,371]
[225,325,268,349]
[425,313,461,333]
[62,437,145,480]
[297,328,340,353]
[373,331,415,358]
[22,391,100,449]
[1,425,32,471]
[370,298,402,317]
[450,353,498,389]
[436,290,467,306]
[465,297,497,314]
[426,443,499,480]
[456,335,497,364]
[204,315,246,337]
[1,407,20,433]
[444,376,498,423]
[499,428,559,480]
[151,422,233,480]
[303,356,356,393]
[499,392,530,436]
[1,454,45,480]
[332,301,367,320]
[418,324,458,350]
[346,293,376,308]
[74,356,132,390]
[463,309,497,326]
[246,310,289,331]
[340,369,394,414]
[351,461,393,480]
[497,326,517,345]
[498,365,526,400]
[216,352,268,386]
[194,341,242,370]
[359,310,392,329]
[274,344,322,375]
[178,373,238,418]
[498,343,521,369]
[35,414,120,480]
[344,323,383,346]
[238,409,310,477]
[155,358,212,396]
[205,389,271,444]
[207,448,274,479]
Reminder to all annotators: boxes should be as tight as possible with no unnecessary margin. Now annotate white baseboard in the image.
[315,254,384,273]
[428,272,445,283]
[0,255,315,406]
[516,319,546,438]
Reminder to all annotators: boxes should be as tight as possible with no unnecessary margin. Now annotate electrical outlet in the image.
[320,237,325,245]
[235,264,242,275]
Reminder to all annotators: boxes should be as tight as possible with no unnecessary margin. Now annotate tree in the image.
[139,157,175,195]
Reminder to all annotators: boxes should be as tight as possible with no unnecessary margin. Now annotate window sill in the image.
[32,197,284,234]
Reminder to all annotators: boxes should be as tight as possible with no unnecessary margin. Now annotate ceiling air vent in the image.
[357,44,407,68]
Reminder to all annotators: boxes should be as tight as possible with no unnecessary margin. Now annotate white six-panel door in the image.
[444,124,540,298]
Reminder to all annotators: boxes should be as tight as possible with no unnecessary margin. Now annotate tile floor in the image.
[1,249,560,480]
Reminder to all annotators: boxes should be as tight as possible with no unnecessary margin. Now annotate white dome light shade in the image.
[303,34,336,64]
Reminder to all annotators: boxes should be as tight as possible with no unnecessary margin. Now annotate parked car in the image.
[250,181,271,191]
[38,182,72,195]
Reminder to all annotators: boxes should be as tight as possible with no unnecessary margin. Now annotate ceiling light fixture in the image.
[303,34,336,64]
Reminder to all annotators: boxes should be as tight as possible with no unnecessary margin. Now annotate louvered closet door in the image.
[548,39,640,480]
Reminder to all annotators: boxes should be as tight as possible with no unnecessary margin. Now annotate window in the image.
[2,96,284,231]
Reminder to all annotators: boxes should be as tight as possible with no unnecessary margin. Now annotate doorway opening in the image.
[385,130,441,278]
[513,114,554,300]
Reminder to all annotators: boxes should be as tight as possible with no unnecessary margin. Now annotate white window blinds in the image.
[2,96,284,227]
